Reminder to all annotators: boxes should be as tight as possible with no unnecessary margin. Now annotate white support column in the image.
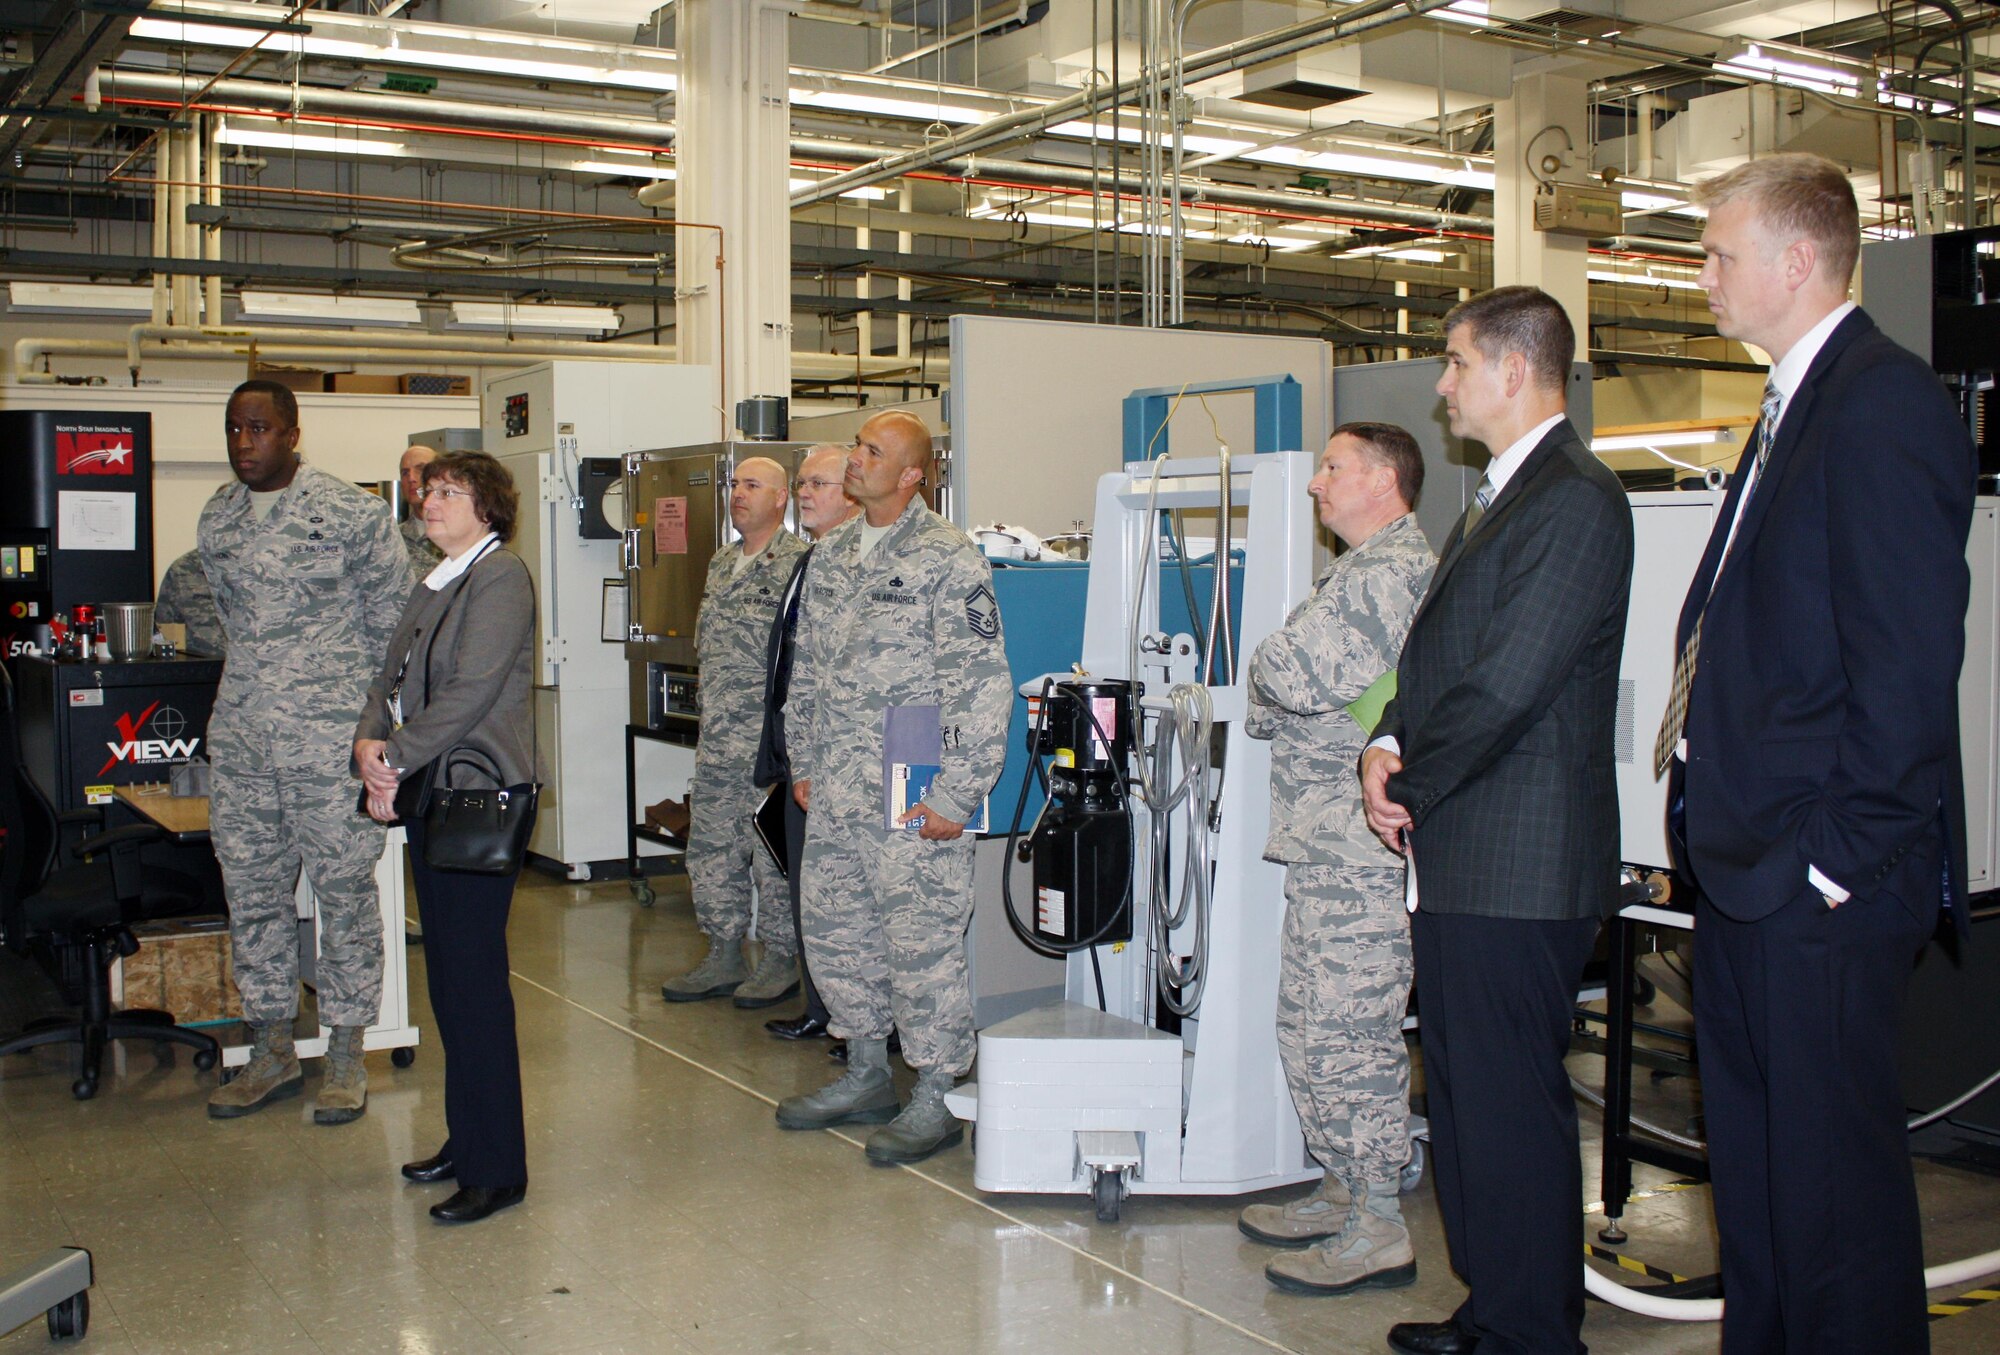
[1492,72,1590,341]
[675,0,795,426]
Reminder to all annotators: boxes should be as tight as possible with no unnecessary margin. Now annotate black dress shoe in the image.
[429,1184,527,1224]
[765,1013,829,1041]
[401,1153,455,1184]
[1387,1320,1478,1354]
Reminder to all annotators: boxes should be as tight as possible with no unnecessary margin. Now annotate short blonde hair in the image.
[1691,153,1859,285]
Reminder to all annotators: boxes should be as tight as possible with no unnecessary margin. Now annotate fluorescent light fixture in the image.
[574,160,677,181]
[1588,268,1705,293]
[7,281,157,316]
[787,176,888,200]
[1717,43,1863,97]
[1046,121,1255,158]
[215,125,407,157]
[236,290,423,326]
[449,302,622,334]
[790,88,986,124]
[1246,144,1495,192]
[1224,232,1323,252]
[1436,0,1491,28]
[1341,241,1457,263]
[1591,429,1736,452]
[128,1,678,93]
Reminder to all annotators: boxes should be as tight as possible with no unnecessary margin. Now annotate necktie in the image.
[1462,473,1496,536]
[1652,380,1784,777]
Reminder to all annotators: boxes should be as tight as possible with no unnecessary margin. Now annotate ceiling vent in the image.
[1484,1,1623,42]
[1234,79,1366,112]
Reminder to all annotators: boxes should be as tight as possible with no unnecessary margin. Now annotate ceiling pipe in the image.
[11,331,939,385]
[789,0,1469,208]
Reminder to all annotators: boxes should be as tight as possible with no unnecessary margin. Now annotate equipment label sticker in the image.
[1037,885,1066,936]
[69,689,103,706]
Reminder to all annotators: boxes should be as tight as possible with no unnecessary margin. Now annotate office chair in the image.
[0,664,219,1100]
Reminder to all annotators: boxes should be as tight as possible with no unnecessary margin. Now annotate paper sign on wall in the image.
[653,496,689,555]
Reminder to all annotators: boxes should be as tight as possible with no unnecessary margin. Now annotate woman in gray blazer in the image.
[353,450,537,1225]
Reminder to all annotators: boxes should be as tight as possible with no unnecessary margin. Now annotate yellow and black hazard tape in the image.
[1582,1176,1707,1215]
[1584,1243,1689,1286]
[1928,1287,2000,1322]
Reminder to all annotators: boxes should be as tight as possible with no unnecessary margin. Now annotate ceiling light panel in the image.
[131,0,679,93]
[7,281,157,316]
[449,302,622,334]
[236,291,423,325]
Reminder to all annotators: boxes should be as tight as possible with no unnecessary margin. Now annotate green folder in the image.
[1346,669,1397,735]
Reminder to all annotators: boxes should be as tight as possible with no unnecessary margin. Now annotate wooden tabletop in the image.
[115,783,211,840]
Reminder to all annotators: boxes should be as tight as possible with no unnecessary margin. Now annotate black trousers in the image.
[782,788,827,1024]
[407,814,531,1190]
[1694,887,1932,1355]
[1412,908,1600,1355]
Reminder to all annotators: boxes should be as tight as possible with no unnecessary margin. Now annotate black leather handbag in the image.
[424,748,538,875]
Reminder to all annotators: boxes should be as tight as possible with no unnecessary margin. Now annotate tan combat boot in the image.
[207,1020,303,1119]
[1238,1174,1353,1247]
[1264,1181,1417,1296]
[314,1025,368,1125]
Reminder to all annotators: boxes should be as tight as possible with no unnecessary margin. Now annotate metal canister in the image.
[101,601,154,661]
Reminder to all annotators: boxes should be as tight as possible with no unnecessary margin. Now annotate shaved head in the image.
[729,454,789,548]
[863,410,933,474]
[400,444,438,503]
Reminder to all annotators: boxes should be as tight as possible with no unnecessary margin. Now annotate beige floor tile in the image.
[4,863,1999,1355]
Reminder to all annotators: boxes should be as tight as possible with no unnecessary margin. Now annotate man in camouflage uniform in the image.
[154,548,226,657]
[1240,423,1436,1295]
[398,444,445,578]
[199,380,412,1124]
[662,456,807,1004]
[776,411,1011,1165]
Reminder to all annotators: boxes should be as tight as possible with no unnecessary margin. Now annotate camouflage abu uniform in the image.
[687,531,808,949]
[1244,511,1434,1195]
[200,465,413,1025]
[788,495,1011,1075]
[154,548,227,658]
[400,513,444,579]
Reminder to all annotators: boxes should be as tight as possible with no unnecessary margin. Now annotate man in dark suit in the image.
[757,445,859,1044]
[1362,286,1634,1355]
[1662,153,1975,1354]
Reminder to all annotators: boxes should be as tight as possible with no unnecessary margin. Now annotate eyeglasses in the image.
[795,477,843,492]
[420,486,472,502]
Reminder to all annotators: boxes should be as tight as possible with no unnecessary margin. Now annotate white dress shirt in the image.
[423,532,499,591]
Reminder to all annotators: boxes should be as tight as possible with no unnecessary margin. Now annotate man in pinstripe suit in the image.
[1361,286,1634,1355]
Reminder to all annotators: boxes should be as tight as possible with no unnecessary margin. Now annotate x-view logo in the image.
[98,701,201,775]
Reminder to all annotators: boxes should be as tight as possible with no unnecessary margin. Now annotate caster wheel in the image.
[1632,976,1658,1006]
[1092,1170,1122,1223]
[569,864,593,883]
[70,1077,97,1102]
[633,882,655,907]
[1399,1136,1426,1194]
[391,1047,416,1069]
[194,1048,218,1072]
[47,1290,88,1340]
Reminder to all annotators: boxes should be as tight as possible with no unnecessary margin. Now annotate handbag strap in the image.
[437,744,510,792]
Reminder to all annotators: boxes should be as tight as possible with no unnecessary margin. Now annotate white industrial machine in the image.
[949,450,1323,1219]
[483,361,720,880]
[1620,491,2000,888]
